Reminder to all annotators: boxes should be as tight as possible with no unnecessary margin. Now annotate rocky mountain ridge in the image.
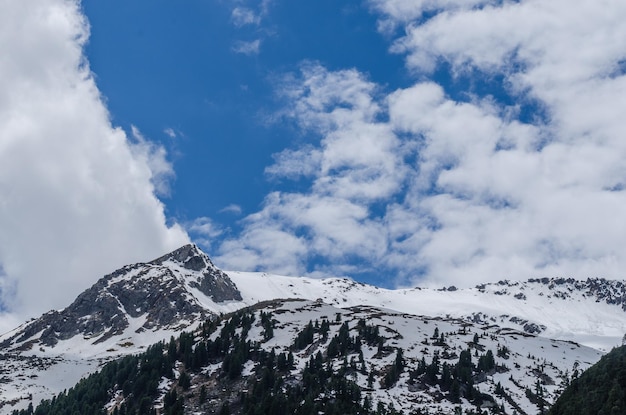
[0,245,241,353]
[476,277,626,310]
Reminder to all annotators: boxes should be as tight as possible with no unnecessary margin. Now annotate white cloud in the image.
[279,64,409,202]
[368,0,492,34]
[163,127,177,138]
[216,65,398,277]
[130,125,175,196]
[381,0,626,286]
[186,217,223,251]
[219,204,243,215]
[187,217,222,238]
[218,0,626,288]
[229,1,273,57]
[216,186,390,279]
[265,145,322,180]
[0,0,189,319]
[217,198,309,275]
[231,7,261,27]
[232,39,261,56]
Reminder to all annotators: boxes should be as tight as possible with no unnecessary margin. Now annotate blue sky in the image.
[3,0,626,322]
[81,0,405,222]
[81,0,412,282]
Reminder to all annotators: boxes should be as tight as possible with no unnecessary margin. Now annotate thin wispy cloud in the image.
[232,39,261,56]
[186,217,223,251]
[230,0,272,27]
[220,204,243,215]
[229,0,273,56]
[163,127,177,138]
[231,7,261,27]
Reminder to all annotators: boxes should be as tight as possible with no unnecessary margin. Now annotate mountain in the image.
[9,299,605,415]
[1,245,241,354]
[1,244,625,414]
[0,244,244,413]
[226,272,626,351]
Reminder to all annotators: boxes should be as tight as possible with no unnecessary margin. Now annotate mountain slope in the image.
[4,245,626,358]
[549,345,626,415]
[0,245,241,356]
[0,245,244,413]
[1,244,626,413]
[227,272,626,351]
[10,299,604,415]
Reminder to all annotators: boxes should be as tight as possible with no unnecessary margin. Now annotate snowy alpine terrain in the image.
[168,298,603,415]
[0,244,624,414]
[226,271,626,352]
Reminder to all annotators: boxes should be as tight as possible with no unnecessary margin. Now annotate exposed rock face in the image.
[151,244,208,271]
[1,244,242,350]
[151,244,242,302]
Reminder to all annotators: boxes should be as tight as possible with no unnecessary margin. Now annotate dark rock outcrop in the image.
[152,244,242,302]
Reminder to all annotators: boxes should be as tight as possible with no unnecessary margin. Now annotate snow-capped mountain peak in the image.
[0,244,242,356]
[150,243,213,272]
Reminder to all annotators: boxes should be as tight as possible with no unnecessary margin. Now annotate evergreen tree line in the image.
[10,308,256,415]
[12,308,516,415]
[408,346,504,412]
[12,341,175,415]
[549,345,626,415]
[239,348,403,415]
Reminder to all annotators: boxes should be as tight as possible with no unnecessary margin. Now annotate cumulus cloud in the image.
[265,145,323,180]
[368,0,492,34]
[217,197,309,275]
[0,0,188,319]
[216,0,626,288]
[381,0,626,285]
[216,65,401,277]
[129,125,175,197]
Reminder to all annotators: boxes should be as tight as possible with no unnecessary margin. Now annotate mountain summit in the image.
[0,244,241,353]
[150,243,242,302]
